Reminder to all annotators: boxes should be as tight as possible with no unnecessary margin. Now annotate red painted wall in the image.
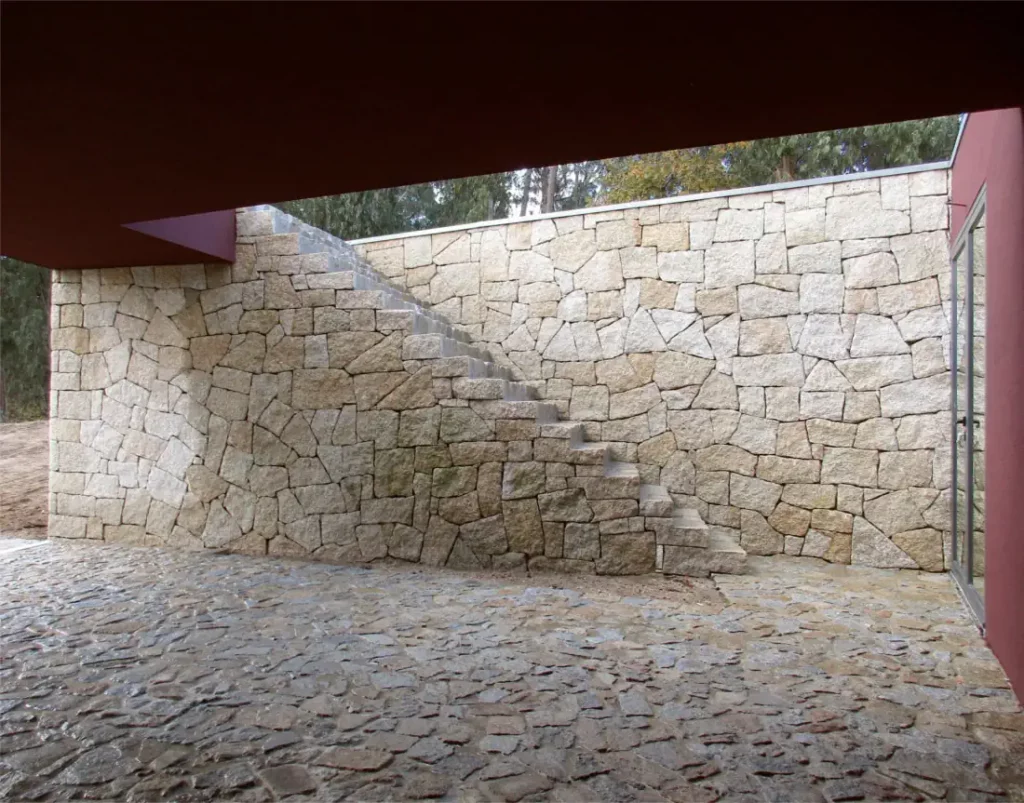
[950,109,1024,697]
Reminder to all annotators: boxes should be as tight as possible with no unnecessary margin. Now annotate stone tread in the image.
[639,484,673,517]
[452,378,537,401]
[402,333,492,361]
[604,461,639,479]
[658,528,748,577]
[538,422,585,441]
[673,506,707,532]
[428,356,515,380]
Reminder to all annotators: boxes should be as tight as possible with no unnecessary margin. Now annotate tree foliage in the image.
[0,257,50,420]
[725,117,961,186]
[599,145,739,204]
[280,116,960,240]
[279,173,517,241]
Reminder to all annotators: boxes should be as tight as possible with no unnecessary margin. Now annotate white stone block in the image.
[737,285,800,319]
[785,209,825,246]
[834,355,914,391]
[849,315,910,357]
[732,354,805,386]
[824,193,910,240]
[739,319,791,355]
[890,231,948,283]
[575,251,624,292]
[658,251,703,283]
[879,175,910,210]
[755,233,787,274]
[908,170,947,196]
[715,209,763,242]
[788,241,841,274]
[911,196,948,232]
[704,241,755,289]
[879,374,949,417]
[799,274,845,313]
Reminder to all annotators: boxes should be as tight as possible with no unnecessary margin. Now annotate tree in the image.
[279,172,517,241]
[0,257,50,421]
[726,116,960,186]
[284,116,961,236]
[422,173,515,228]
[598,145,737,204]
[597,116,960,205]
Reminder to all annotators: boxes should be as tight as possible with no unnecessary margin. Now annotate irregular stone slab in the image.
[597,533,655,575]
[851,517,917,568]
[316,747,393,771]
[825,193,910,240]
[257,765,317,797]
[730,475,782,515]
[502,499,544,555]
[501,462,546,500]
[740,510,784,555]
[893,528,944,572]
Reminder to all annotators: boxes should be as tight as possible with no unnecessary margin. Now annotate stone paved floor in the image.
[1,540,1021,803]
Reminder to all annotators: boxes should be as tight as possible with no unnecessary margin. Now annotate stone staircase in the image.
[255,205,747,578]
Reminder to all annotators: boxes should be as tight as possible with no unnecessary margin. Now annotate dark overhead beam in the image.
[2,2,1022,268]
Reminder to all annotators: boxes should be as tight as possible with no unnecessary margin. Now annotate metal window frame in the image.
[950,185,986,627]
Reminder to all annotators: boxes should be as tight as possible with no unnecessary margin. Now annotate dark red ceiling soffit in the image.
[2,2,1022,269]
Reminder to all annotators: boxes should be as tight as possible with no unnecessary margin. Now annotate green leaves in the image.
[282,117,959,240]
[0,258,50,420]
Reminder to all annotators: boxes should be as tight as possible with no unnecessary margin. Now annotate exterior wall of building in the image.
[355,169,954,569]
[950,108,1024,696]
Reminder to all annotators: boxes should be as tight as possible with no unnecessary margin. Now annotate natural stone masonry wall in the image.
[48,207,725,576]
[355,168,954,570]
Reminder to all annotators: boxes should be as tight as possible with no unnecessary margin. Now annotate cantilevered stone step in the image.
[429,356,515,381]
[452,378,538,401]
[658,528,747,578]
[375,306,473,344]
[604,461,639,479]
[402,334,491,362]
[538,421,586,443]
[648,502,709,549]
[646,511,708,549]
[468,400,560,423]
[570,441,611,467]
[571,461,641,500]
[533,437,609,466]
[639,484,673,517]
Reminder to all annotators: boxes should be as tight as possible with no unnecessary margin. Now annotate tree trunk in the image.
[519,169,532,216]
[774,153,796,182]
[541,166,558,214]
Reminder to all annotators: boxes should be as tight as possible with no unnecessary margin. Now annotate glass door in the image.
[950,190,986,624]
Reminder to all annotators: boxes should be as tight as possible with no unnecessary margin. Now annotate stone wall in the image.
[354,168,954,569]
[46,208,687,575]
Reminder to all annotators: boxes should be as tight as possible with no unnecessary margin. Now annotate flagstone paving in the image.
[1,539,1021,802]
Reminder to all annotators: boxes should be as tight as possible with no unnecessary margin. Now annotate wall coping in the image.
[348,160,951,246]
[949,112,969,167]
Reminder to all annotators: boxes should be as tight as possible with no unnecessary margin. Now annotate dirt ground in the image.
[0,419,49,539]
